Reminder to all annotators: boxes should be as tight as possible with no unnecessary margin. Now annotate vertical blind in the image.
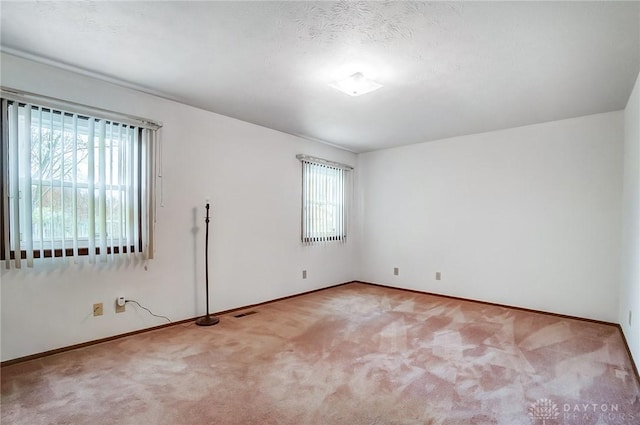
[1,96,158,268]
[298,155,352,244]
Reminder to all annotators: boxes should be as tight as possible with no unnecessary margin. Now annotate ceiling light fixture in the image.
[329,72,383,97]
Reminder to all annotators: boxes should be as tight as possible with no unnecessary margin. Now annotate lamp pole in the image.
[196,202,219,326]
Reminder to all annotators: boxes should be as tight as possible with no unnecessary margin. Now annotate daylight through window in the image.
[1,95,159,268]
[298,155,352,244]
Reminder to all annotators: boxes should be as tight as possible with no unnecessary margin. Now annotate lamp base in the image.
[195,315,220,326]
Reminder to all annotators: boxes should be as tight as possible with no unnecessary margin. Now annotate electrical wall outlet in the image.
[393,267,399,276]
[115,297,125,313]
[93,303,103,317]
[435,272,441,280]
[302,270,307,279]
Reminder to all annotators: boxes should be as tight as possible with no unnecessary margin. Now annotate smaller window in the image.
[297,155,352,244]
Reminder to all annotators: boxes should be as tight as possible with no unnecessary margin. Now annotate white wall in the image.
[358,112,624,322]
[0,53,358,361]
[620,71,640,368]
[0,51,632,363]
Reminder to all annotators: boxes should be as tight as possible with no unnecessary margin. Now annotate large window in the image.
[298,155,351,244]
[1,92,159,268]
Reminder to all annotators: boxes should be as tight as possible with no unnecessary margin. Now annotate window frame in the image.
[0,88,160,268]
[297,154,352,245]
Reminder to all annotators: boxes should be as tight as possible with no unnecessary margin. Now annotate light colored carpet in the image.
[2,282,639,425]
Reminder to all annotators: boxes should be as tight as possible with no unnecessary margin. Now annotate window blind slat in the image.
[305,161,309,244]
[1,100,11,268]
[126,127,134,258]
[111,125,122,255]
[48,109,54,261]
[320,165,323,241]
[116,124,123,255]
[87,118,96,263]
[333,167,338,241]
[133,129,140,257]
[8,101,21,267]
[121,125,126,254]
[336,167,340,241]
[143,129,155,260]
[37,107,44,259]
[72,114,78,259]
[308,161,312,243]
[60,112,67,260]
[107,122,114,260]
[318,164,322,242]
[98,120,107,262]
[340,168,345,240]
[340,170,348,241]
[141,129,147,258]
[313,162,318,242]
[22,104,34,266]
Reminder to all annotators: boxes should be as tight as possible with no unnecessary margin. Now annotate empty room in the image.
[1,1,639,424]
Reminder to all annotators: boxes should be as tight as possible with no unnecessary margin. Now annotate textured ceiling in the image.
[1,1,639,153]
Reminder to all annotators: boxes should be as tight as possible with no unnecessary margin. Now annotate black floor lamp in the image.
[196,202,219,326]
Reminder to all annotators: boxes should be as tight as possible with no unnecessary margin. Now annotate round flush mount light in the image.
[329,72,383,96]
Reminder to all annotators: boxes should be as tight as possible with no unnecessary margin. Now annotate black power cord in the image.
[125,299,172,323]
[124,299,196,328]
